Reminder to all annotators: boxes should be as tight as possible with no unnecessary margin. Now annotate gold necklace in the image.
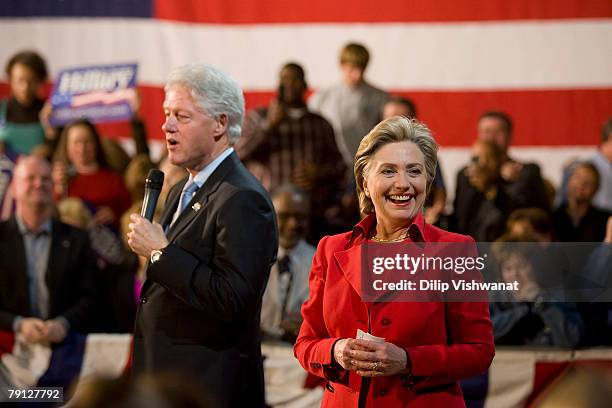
[371,232,407,243]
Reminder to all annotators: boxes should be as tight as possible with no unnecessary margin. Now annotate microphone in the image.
[141,169,165,221]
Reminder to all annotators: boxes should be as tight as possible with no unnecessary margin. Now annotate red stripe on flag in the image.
[1,84,608,147]
[127,86,608,147]
[154,0,612,24]
[405,88,611,147]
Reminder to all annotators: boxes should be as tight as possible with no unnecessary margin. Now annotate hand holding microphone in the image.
[127,169,168,258]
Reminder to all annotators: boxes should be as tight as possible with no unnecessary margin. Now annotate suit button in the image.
[140,297,148,304]
[379,389,388,396]
[381,317,392,326]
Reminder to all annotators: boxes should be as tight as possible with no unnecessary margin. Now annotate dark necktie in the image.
[277,255,293,320]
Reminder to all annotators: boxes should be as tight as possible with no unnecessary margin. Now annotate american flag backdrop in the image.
[0,0,611,197]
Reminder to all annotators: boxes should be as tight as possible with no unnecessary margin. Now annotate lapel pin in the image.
[192,203,201,212]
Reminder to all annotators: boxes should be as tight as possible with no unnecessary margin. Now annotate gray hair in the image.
[165,64,245,144]
[354,116,438,215]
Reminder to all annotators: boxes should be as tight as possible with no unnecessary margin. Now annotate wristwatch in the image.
[150,249,163,264]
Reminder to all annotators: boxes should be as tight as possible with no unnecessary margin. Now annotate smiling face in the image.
[363,141,427,231]
[162,84,228,175]
[13,156,54,212]
[66,124,98,170]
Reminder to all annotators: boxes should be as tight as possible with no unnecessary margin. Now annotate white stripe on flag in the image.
[0,18,610,89]
[485,351,538,408]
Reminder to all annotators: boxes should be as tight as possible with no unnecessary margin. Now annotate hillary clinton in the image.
[294,117,494,407]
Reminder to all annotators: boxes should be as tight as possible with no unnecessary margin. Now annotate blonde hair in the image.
[354,116,438,215]
[57,197,92,229]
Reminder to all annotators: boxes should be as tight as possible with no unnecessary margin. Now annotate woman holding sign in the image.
[294,117,494,407]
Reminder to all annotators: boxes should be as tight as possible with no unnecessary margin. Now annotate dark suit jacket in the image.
[0,217,94,332]
[90,252,138,333]
[504,162,550,210]
[452,169,515,242]
[132,152,278,407]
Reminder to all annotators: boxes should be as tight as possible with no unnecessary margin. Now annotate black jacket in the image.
[132,153,278,407]
[0,217,94,332]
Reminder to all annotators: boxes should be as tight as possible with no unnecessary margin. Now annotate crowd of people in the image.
[0,43,610,405]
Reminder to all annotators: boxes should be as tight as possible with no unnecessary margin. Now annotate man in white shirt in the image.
[261,184,315,343]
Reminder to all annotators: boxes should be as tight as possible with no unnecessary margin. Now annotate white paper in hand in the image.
[356,329,385,343]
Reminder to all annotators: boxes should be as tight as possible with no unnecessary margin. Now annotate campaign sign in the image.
[49,63,138,126]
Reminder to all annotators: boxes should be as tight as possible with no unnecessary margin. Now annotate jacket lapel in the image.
[165,153,237,243]
[46,220,71,315]
[159,178,185,230]
[6,218,31,313]
[333,244,363,298]
[333,212,431,304]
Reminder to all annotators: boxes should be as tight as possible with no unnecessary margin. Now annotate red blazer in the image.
[294,213,495,408]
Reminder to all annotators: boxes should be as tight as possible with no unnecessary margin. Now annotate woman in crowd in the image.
[553,161,611,242]
[294,117,494,407]
[489,235,582,347]
[0,50,49,157]
[52,118,131,229]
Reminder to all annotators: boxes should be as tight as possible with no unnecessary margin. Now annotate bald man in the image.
[0,156,94,343]
[261,184,315,342]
